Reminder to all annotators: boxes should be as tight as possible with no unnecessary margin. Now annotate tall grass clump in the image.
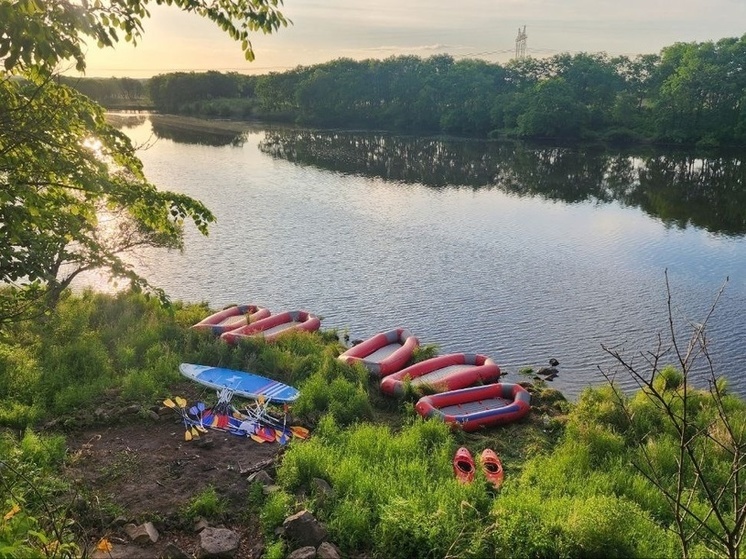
[490,489,676,558]
[181,486,228,523]
[493,380,746,558]
[0,344,42,429]
[0,431,78,558]
[0,289,205,428]
[34,290,192,417]
[273,415,492,558]
[292,353,372,426]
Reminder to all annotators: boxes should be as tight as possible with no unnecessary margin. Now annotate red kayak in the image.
[480,449,504,489]
[453,446,475,484]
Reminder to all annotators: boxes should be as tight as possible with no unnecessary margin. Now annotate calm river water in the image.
[93,113,746,400]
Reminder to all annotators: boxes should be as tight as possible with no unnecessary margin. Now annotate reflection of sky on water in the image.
[78,116,746,400]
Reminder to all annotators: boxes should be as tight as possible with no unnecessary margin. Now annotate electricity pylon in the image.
[515,25,527,60]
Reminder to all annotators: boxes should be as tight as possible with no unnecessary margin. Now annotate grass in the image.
[182,486,228,523]
[1,289,745,558]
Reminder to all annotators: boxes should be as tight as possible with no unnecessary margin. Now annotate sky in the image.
[78,0,746,78]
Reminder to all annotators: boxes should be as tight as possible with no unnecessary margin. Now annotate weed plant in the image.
[182,486,228,523]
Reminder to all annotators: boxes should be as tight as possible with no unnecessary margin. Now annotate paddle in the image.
[164,397,198,440]
[187,402,209,433]
[275,428,289,445]
[236,401,309,440]
[290,426,310,439]
[255,425,276,443]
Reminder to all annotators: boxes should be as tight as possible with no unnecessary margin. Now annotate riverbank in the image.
[2,291,744,558]
[0,290,568,557]
[56,375,567,558]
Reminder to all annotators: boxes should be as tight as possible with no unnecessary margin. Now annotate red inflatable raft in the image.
[221,310,321,344]
[191,304,271,335]
[380,353,501,397]
[338,328,419,377]
[415,382,531,431]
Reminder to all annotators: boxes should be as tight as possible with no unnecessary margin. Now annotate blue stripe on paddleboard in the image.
[179,363,299,403]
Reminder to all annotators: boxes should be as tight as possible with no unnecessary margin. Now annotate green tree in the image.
[517,77,586,139]
[649,35,746,145]
[0,0,288,325]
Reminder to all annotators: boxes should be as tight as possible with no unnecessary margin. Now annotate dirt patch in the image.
[64,410,285,558]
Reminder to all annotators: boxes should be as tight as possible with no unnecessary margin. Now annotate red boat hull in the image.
[380,353,501,397]
[415,382,531,431]
[338,328,419,377]
[221,310,321,344]
[191,304,271,334]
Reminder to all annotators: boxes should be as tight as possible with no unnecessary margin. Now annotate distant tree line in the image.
[59,76,151,109]
[75,34,746,147]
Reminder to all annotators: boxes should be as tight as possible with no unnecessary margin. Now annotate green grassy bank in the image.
[1,290,743,558]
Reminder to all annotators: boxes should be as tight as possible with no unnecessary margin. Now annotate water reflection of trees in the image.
[259,130,746,236]
[150,115,247,147]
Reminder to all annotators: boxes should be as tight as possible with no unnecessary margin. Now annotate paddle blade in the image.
[250,433,266,444]
[290,426,310,439]
[257,426,275,442]
[163,398,176,408]
[275,429,289,445]
[190,427,200,439]
[184,429,192,441]
[175,396,187,408]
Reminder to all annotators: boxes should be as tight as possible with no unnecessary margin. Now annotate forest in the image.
[76,34,746,148]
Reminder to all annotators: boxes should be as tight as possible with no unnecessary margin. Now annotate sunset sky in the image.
[79,0,746,78]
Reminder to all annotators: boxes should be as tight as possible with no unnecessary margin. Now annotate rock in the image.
[540,388,567,405]
[110,516,129,528]
[94,407,108,420]
[123,522,159,544]
[146,409,161,421]
[193,517,210,533]
[162,541,190,559]
[536,366,559,381]
[288,546,317,559]
[197,527,240,558]
[247,470,273,485]
[317,541,342,559]
[195,436,215,449]
[311,478,333,499]
[282,510,329,548]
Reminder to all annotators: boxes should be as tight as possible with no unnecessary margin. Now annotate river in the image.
[90,113,746,400]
